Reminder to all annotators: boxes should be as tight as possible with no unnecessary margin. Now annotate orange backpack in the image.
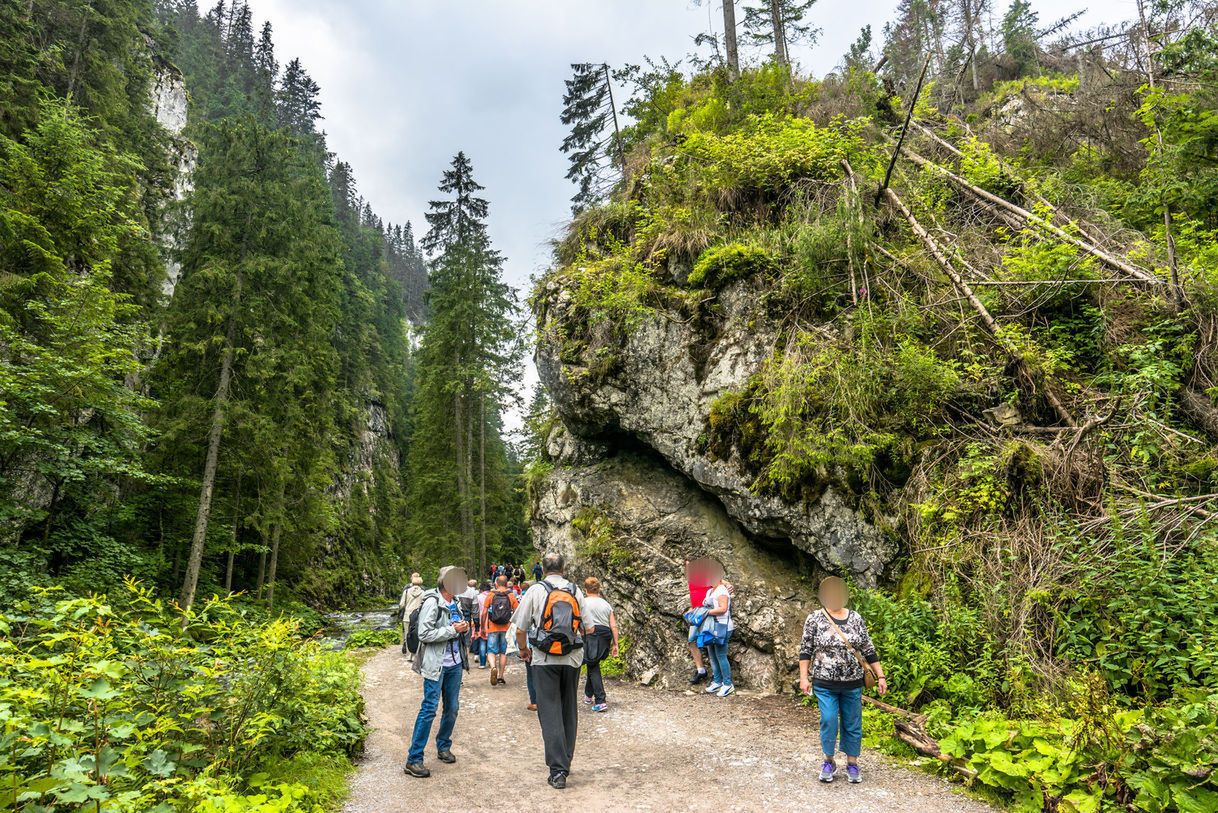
[529,582,584,655]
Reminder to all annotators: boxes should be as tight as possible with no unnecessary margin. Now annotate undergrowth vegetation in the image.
[0,583,364,811]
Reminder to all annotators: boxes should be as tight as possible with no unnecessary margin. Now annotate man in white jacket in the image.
[398,573,425,654]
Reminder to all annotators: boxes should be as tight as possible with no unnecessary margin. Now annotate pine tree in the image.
[1002,0,1040,76]
[277,58,323,137]
[156,117,344,610]
[559,64,624,214]
[742,0,820,64]
[407,153,521,573]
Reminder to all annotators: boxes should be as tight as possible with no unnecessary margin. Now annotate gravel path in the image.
[343,647,998,813]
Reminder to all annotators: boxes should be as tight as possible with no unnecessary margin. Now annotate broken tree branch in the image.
[901,148,1161,287]
[875,54,933,208]
[847,158,1079,428]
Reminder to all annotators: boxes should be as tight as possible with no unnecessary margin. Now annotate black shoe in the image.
[689,670,708,685]
[548,772,567,789]
[403,762,430,778]
[437,750,456,764]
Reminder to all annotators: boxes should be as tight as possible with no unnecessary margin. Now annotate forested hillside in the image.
[0,0,529,613]
[532,1,1218,810]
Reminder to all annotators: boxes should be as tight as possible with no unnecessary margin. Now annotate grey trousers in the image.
[532,663,580,775]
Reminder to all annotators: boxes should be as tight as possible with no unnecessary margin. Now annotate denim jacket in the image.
[411,589,468,681]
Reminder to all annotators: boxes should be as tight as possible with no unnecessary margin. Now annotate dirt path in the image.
[343,648,997,813]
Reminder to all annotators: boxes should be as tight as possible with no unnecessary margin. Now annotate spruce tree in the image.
[560,64,624,214]
[155,117,344,610]
[742,0,820,64]
[277,58,323,137]
[407,153,521,572]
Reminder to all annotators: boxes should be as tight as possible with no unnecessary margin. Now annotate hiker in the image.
[404,566,470,778]
[459,579,478,630]
[399,572,425,654]
[513,552,587,789]
[701,570,735,697]
[481,575,519,686]
[532,561,543,581]
[581,577,619,712]
[472,581,491,668]
[798,576,888,785]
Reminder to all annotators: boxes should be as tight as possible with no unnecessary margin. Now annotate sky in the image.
[251,0,1120,423]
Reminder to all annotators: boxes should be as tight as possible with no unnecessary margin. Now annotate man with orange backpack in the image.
[513,552,587,790]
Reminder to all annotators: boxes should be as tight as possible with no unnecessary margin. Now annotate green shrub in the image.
[0,582,365,811]
[598,634,631,679]
[689,242,778,288]
[343,627,399,650]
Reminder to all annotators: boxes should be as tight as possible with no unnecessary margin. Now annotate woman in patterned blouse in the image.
[797,577,888,785]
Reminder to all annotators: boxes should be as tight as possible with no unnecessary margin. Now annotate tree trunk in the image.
[453,390,472,564]
[479,393,488,579]
[769,0,787,65]
[225,473,241,593]
[265,520,282,608]
[723,0,739,76]
[255,547,266,599]
[179,271,243,611]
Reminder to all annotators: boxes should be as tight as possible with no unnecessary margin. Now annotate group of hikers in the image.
[396,553,887,791]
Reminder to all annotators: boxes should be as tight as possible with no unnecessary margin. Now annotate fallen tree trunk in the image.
[861,696,978,779]
[901,147,1161,287]
[846,159,1079,428]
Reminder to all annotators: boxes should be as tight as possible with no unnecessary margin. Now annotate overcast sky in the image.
[250,0,1122,422]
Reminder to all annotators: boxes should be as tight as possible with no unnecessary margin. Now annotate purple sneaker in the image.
[819,760,836,783]
[847,764,862,783]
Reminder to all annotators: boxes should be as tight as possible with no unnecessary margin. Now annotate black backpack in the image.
[488,590,514,625]
[406,595,438,655]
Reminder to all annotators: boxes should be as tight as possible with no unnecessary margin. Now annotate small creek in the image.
[319,606,399,650]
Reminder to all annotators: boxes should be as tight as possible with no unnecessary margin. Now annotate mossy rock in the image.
[689,242,778,289]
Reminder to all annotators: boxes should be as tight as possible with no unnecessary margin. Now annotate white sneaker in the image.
[716,684,735,698]
[705,682,722,694]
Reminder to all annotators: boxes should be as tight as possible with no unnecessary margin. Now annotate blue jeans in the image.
[708,631,732,686]
[407,664,462,764]
[525,661,537,704]
[472,638,487,667]
[813,685,863,758]
[486,631,507,655]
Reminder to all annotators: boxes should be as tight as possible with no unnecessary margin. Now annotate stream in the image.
[320,606,399,650]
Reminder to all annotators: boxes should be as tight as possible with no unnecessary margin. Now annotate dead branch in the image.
[849,158,1079,428]
[901,148,1161,286]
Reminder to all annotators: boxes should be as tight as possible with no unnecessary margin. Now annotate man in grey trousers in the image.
[513,552,587,789]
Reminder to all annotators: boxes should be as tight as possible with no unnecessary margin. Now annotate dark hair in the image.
[542,552,564,574]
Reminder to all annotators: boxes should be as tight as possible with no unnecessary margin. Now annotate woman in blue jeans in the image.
[702,574,735,698]
[797,577,887,784]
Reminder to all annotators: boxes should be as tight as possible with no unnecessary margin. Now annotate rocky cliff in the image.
[530,270,897,691]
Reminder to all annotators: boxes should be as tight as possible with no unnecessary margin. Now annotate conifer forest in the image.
[2,0,1218,810]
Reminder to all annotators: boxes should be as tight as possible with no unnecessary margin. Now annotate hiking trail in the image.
[343,647,999,813]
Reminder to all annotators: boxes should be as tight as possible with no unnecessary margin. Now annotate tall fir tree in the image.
[742,0,820,64]
[407,153,521,573]
[559,64,624,214]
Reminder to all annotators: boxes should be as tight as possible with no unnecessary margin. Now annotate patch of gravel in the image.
[342,648,999,813]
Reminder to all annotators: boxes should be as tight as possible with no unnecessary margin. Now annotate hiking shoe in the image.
[490,666,498,685]
[705,682,722,694]
[437,750,456,764]
[592,703,609,712]
[403,762,431,778]
[583,695,594,705]
[716,684,735,698]
[527,703,538,711]
[690,669,708,685]
[497,677,506,685]
[847,764,862,783]
[819,761,836,783]
[548,772,567,789]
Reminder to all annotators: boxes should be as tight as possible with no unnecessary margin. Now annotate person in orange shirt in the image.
[481,574,519,686]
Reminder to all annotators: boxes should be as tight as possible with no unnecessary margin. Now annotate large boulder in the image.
[531,453,814,692]
[534,276,896,585]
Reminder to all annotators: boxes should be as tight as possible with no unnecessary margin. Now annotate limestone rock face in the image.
[534,277,896,586]
[531,455,813,692]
